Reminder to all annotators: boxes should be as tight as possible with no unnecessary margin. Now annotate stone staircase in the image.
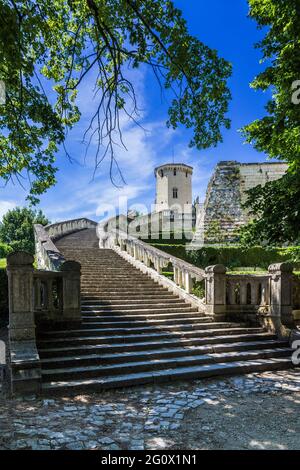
[37,229,293,393]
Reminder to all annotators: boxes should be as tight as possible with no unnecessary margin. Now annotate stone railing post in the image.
[60,261,81,324]
[184,271,194,294]
[205,265,227,319]
[7,252,41,395]
[268,263,294,334]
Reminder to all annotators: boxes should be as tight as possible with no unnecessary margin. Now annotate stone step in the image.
[81,302,190,311]
[81,297,181,305]
[81,294,178,301]
[81,274,151,280]
[81,312,208,322]
[40,321,241,338]
[37,327,265,347]
[80,289,170,295]
[41,357,294,393]
[81,283,167,289]
[38,332,277,358]
[80,306,199,315]
[81,281,158,287]
[41,348,292,381]
[40,339,289,367]
[79,316,212,328]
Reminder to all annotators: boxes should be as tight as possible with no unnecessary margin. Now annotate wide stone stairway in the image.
[37,229,293,393]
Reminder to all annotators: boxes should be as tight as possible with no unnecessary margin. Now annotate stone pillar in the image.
[173,267,179,285]
[185,272,194,294]
[268,263,294,334]
[7,252,41,395]
[60,260,81,324]
[154,258,163,274]
[205,265,227,319]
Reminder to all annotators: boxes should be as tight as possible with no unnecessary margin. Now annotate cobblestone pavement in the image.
[0,369,299,450]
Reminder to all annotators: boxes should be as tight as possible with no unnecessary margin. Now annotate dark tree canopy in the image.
[241,0,300,245]
[240,172,300,246]
[0,206,49,254]
[0,0,232,203]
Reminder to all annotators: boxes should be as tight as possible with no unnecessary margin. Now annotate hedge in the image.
[149,244,300,270]
[0,268,8,326]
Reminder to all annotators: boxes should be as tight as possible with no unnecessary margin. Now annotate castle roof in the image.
[154,163,193,175]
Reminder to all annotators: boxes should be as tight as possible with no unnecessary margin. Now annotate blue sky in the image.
[0,0,272,222]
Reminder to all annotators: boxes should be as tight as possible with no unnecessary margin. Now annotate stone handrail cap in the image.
[205,264,227,274]
[7,251,34,266]
[268,262,293,273]
[60,260,81,272]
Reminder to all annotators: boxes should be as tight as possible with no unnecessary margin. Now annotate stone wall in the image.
[199,161,287,245]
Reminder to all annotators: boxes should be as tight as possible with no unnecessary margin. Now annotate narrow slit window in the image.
[173,187,178,199]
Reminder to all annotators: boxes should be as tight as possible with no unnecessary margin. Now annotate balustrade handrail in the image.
[34,224,66,271]
[44,217,97,240]
[108,227,206,280]
[34,217,97,271]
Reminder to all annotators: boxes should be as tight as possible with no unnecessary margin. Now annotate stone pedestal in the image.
[60,260,81,323]
[268,262,294,337]
[7,252,41,395]
[205,265,227,319]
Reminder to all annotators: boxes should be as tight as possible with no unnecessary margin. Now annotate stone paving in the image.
[0,369,299,450]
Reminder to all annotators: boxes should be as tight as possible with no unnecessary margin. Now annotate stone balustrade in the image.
[102,228,207,311]
[44,217,97,241]
[225,273,270,325]
[8,248,81,395]
[34,224,66,270]
[100,223,298,340]
[34,218,97,270]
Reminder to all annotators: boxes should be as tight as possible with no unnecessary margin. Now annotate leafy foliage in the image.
[0,0,232,202]
[240,173,300,245]
[244,0,300,167]
[0,242,12,258]
[0,206,49,254]
[242,0,300,244]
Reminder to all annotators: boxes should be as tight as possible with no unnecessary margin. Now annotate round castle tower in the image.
[154,163,193,213]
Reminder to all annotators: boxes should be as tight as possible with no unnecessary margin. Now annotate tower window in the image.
[186,172,188,177]
[174,169,177,176]
[160,170,164,177]
[173,187,178,199]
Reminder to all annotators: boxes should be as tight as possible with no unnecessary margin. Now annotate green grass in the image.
[227,267,267,275]
[0,258,6,269]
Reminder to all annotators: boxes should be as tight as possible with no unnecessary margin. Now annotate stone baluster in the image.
[7,252,41,395]
[180,269,185,288]
[46,278,53,313]
[154,257,162,274]
[184,271,194,294]
[268,263,294,333]
[261,280,269,306]
[250,281,258,305]
[240,281,247,305]
[173,266,179,285]
[227,281,236,305]
[205,265,227,319]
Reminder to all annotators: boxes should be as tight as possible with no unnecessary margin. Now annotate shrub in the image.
[0,242,12,258]
[148,244,300,271]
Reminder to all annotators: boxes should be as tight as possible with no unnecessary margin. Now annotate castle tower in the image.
[154,163,193,213]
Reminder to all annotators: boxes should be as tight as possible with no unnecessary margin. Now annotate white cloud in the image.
[0,200,17,220]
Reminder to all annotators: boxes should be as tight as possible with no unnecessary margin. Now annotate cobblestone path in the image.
[0,370,299,450]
